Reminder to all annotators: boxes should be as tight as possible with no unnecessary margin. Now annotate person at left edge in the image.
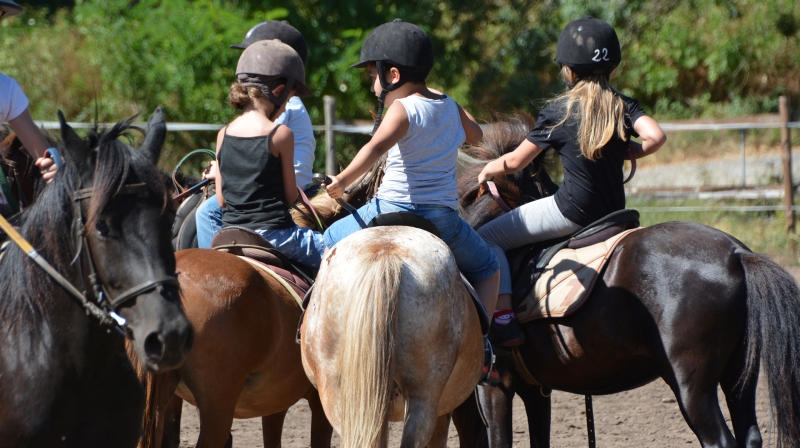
[0,0,59,189]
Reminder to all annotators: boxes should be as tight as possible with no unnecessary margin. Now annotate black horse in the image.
[0,109,193,447]
[452,113,800,448]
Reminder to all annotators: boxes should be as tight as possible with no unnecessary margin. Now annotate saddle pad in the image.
[236,256,306,308]
[515,228,640,323]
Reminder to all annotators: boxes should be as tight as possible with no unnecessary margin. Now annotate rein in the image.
[477,180,512,213]
[72,183,179,315]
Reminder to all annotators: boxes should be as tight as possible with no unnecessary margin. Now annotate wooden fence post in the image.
[780,95,795,252]
[324,95,339,176]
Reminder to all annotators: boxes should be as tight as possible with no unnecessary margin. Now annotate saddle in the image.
[509,209,641,322]
[211,226,314,303]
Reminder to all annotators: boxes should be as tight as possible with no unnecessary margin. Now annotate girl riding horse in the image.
[476,16,666,346]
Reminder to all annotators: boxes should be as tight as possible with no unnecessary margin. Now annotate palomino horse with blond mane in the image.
[300,223,486,448]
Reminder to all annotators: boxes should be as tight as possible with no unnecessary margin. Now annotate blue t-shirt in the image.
[275,96,316,189]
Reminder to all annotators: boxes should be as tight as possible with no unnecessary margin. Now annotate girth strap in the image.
[511,346,541,386]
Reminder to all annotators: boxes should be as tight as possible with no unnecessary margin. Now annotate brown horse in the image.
[136,189,362,448]
[452,113,800,448]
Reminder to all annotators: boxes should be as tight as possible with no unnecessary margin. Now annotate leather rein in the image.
[70,182,179,331]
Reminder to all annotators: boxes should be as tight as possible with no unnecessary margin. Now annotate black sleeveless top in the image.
[218,125,294,231]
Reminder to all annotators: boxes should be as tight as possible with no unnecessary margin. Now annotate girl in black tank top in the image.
[209,48,324,269]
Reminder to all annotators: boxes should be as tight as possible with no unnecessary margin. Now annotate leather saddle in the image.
[211,226,314,298]
[509,209,641,308]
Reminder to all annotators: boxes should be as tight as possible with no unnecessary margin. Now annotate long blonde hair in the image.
[549,66,628,161]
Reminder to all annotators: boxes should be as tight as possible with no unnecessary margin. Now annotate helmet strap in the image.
[268,79,295,121]
[371,61,405,136]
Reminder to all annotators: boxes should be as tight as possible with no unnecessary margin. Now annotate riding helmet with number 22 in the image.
[555,16,621,77]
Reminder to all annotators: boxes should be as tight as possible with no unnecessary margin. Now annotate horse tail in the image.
[337,251,403,448]
[127,341,171,448]
[740,252,800,446]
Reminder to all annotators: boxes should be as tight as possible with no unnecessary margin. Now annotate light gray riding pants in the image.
[478,195,583,295]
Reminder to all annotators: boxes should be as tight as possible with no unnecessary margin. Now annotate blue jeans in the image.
[256,225,325,270]
[196,194,223,249]
[323,198,499,282]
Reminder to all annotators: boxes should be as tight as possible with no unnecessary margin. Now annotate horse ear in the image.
[58,110,90,162]
[140,106,167,165]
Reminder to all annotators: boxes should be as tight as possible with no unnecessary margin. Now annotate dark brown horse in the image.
[0,109,192,447]
[452,113,800,448]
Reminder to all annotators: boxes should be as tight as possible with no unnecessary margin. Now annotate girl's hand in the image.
[35,157,57,183]
[203,160,218,181]
[325,175,344,199]
[478,165,493,185]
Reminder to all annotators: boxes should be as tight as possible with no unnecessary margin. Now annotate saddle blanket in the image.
[515,228,640,323]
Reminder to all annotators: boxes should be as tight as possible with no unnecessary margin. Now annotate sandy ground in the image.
[178,376,776,447]
[177,268,800,447]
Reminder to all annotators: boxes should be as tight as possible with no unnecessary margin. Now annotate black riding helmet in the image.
[0,0,23,17]
[555,16,621,78]
[231,20,309,67]
[352,19,434,134]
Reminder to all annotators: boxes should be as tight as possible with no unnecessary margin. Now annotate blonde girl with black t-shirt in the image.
[478,17,667,347]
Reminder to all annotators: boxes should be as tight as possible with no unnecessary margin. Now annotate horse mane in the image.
[0,117,168,327]
[290,190,343,230]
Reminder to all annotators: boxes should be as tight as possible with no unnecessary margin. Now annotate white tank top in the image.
[376,95,464,210]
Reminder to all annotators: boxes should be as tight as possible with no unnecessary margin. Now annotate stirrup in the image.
[478,337,500,387]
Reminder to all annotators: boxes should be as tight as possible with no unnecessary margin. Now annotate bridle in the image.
[71,182,179,330]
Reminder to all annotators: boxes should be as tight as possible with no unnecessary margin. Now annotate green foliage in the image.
[0,0,798,168]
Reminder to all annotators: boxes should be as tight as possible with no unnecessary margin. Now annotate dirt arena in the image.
[178,374,775,447]
[178,268,799,447]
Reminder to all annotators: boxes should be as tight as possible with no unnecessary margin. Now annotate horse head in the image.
[55,107,192,372]
[458,112,560,229]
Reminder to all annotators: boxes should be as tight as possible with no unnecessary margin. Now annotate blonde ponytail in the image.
[548,66,628,161]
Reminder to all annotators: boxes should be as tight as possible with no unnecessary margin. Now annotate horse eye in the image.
[95,220,110,236]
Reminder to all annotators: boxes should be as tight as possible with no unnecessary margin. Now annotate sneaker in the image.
[488,319,525,347]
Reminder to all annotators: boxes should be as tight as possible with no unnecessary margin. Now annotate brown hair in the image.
[227,83,265,109]
[548,66,627,161]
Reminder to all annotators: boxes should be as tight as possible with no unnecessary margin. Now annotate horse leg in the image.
[719,342,762,447]
[161,394,184,448]
[664,372,738,448]
[400,396,440,448]
[305,391,334,448]
[452,390,491,448]
[514,379,551,448]
[427,414,451,448]
[261,409,288,448]
[190,379,245,448]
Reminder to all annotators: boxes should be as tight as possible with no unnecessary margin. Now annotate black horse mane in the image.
[0,117,168,327]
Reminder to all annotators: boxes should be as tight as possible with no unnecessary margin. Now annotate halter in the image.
[71,182,179,325]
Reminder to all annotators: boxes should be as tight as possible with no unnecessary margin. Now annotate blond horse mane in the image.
[337,247,403,448]
[290,190,343,230]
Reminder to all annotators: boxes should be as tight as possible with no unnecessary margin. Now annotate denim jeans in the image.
[256,225,325,270]
[195,195,223,249]
[323,198,498,282]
